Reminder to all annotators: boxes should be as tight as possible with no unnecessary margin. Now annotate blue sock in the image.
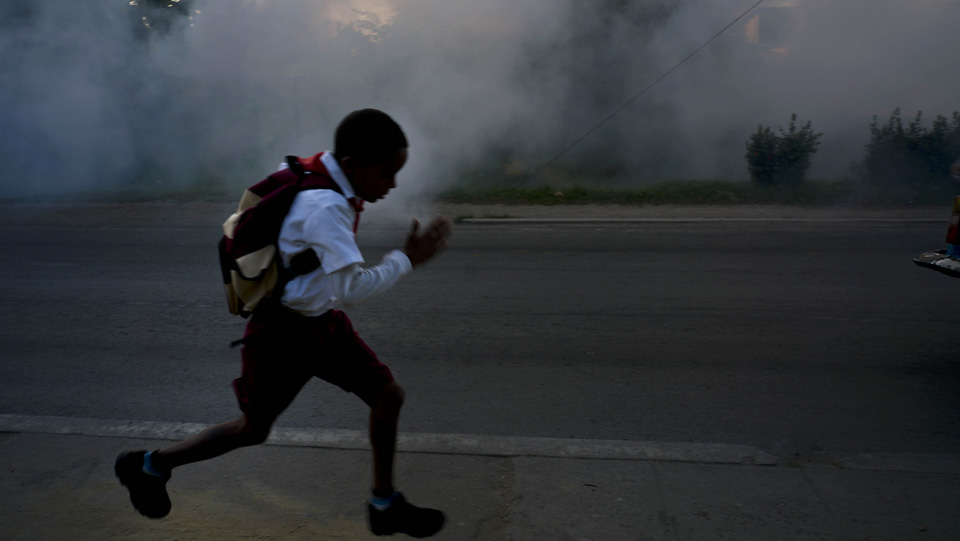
[370,491,398,511]
[142,451,166,477]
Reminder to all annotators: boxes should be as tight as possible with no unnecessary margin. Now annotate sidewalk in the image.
[2,425,958,540]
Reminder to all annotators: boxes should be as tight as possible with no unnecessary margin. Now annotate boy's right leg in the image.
[151,414,273,470]
[117,303,300,518]
[115,413,274,518]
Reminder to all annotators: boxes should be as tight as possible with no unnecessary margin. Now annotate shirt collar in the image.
[320,151,358,201]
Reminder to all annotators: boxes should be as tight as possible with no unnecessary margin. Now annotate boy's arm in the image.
[329,251,412,306]
[328,216,452,306]
[403,217,453,267]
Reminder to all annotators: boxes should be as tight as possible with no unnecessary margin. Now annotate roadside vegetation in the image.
[438,180,851,206]
[443,110,960,207]
[437,179,955,207]
[745,114,823,187]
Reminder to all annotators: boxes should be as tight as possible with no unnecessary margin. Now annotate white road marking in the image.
[0,413,777,465]
[2,414,957,473]
[461,218,943,224]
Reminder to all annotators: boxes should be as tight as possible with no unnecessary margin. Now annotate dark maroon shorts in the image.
[231,301,394,422]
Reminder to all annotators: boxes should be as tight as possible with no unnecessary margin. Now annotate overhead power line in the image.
[518,0,767,186]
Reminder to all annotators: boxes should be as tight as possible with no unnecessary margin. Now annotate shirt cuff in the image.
[388,249,414,274]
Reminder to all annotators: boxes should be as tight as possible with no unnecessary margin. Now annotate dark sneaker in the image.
[368,493,445,538]
[114,450,171,518]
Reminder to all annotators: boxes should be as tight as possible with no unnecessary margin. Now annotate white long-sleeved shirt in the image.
[277,152,412,316]
[330,253,412,306]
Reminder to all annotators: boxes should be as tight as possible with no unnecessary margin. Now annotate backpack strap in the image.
[285,155,306,182]
[273,155,326,293]
[280,249,321,284]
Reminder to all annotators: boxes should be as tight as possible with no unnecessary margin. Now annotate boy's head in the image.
[334,109,408,203]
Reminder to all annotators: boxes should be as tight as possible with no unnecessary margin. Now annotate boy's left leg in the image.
[320,310,445,536]
[367,381,404,496]
[363,381,445,538]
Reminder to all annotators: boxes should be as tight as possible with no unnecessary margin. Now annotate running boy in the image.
[116,109,452,538]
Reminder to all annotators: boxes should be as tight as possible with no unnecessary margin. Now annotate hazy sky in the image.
[2,0,959,198]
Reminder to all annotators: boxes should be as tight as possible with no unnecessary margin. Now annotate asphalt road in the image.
[1,205,957,465]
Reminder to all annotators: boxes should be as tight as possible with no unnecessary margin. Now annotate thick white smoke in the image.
[1,0,958,198]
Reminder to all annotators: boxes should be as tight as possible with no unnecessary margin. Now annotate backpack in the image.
[219,155,343,317]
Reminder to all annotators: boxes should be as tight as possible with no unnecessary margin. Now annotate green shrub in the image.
[863,109,960,189]
[745,114,823,186]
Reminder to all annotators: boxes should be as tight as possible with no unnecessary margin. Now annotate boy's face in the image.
[342,148,408,203]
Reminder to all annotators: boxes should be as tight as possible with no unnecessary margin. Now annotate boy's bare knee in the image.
[375,382,405,414]
[237,415,272,445]
[389,382,405,408]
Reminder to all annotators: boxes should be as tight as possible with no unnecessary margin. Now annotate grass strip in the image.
[436,180,957,206]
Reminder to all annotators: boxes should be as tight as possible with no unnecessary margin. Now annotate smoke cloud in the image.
[2,0,959,199]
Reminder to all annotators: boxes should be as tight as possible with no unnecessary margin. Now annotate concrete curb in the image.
[459,218,945,224]
[4,414,958,473]
[0,414,776,465]
[0,414,960,475]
